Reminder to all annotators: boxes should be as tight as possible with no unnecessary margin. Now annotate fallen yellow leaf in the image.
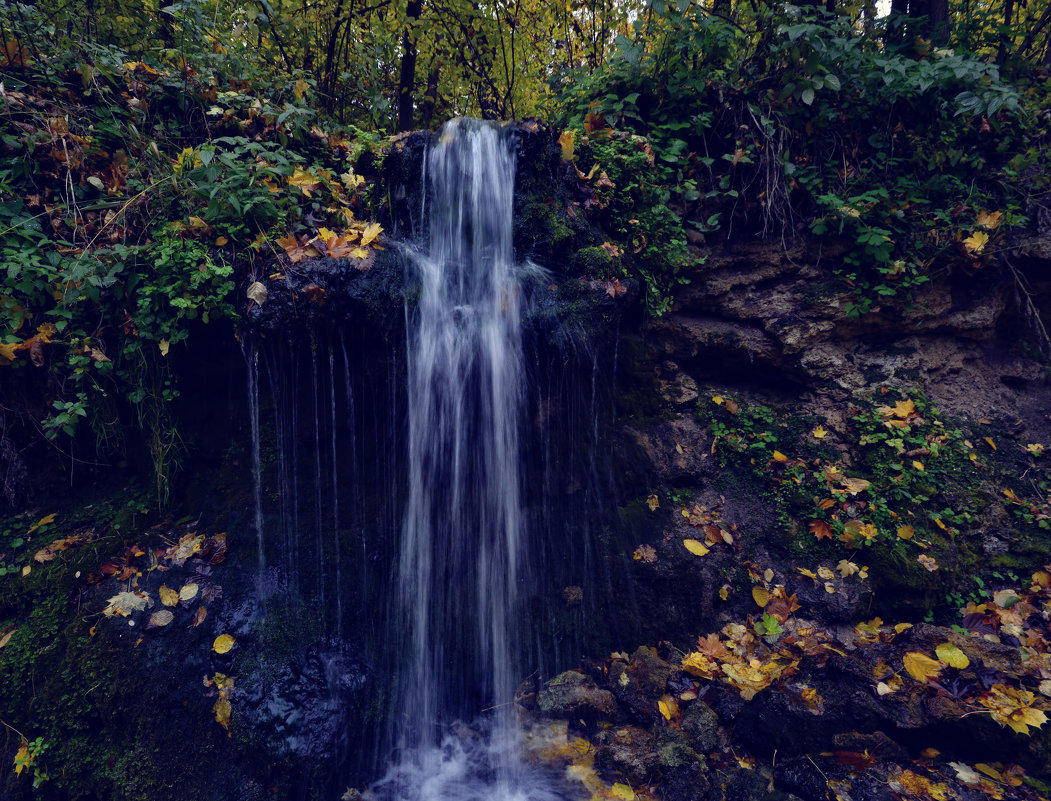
[963,230,989,254]
[213,634,236,654]
[903,651,942,682]
[752,586,770,607]
[935,642,969,669]
[683,539,709,556]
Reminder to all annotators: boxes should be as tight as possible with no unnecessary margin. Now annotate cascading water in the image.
[240,117,630,798]
[373,119,566,801]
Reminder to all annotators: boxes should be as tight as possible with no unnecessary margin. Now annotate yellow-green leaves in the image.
[935,642,969,669]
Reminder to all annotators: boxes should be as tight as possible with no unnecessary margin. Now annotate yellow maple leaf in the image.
[963,230,989,254]
[893,399,915,418]
[903,651,942,682]
[0,341,19,362]
[289,168,321,197]
[361,221,383,247]
[293,78,310,101]
[609,783,635,801]
[812,425,827,439]
[837,559,860,578]
[645,494,659,511]
[980,684,1048,735]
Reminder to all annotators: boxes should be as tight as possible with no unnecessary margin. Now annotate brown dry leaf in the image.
[917,554,939,572]
[976,209,1003,230]
[839,477,871,495]
[213,696,232,734]
[165,533,204,566]
[0,626,15,649]
[33,533,88,563]
[191,605,208,628]
[147,609,174,628]
[657,695,679,721]
[633,544,657,563]
[903,651,942,682]
[809,520,834,541]
[246,281,268,306]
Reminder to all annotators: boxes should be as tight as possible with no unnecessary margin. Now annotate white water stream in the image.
[373,119,568,801]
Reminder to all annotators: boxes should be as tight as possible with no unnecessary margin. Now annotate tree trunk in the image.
[397,0,424,132]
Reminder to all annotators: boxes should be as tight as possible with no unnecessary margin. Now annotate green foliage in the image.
[570,130,693,315]
[0,5,382,504]
[552,1,1050,316]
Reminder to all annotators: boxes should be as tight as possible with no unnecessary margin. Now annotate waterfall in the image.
[240,118,625,797]
[373,119,564,801]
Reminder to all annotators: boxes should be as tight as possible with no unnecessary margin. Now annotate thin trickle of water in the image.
[244,339,265,573]
[377,118,562,801]
[330,345,344,637]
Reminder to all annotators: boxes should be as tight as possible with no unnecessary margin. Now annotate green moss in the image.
[572,246,618,278]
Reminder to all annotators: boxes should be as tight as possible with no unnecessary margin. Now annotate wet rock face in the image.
[240,639,368,763]
[643,241,1047,422]
[536,670,618,723]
